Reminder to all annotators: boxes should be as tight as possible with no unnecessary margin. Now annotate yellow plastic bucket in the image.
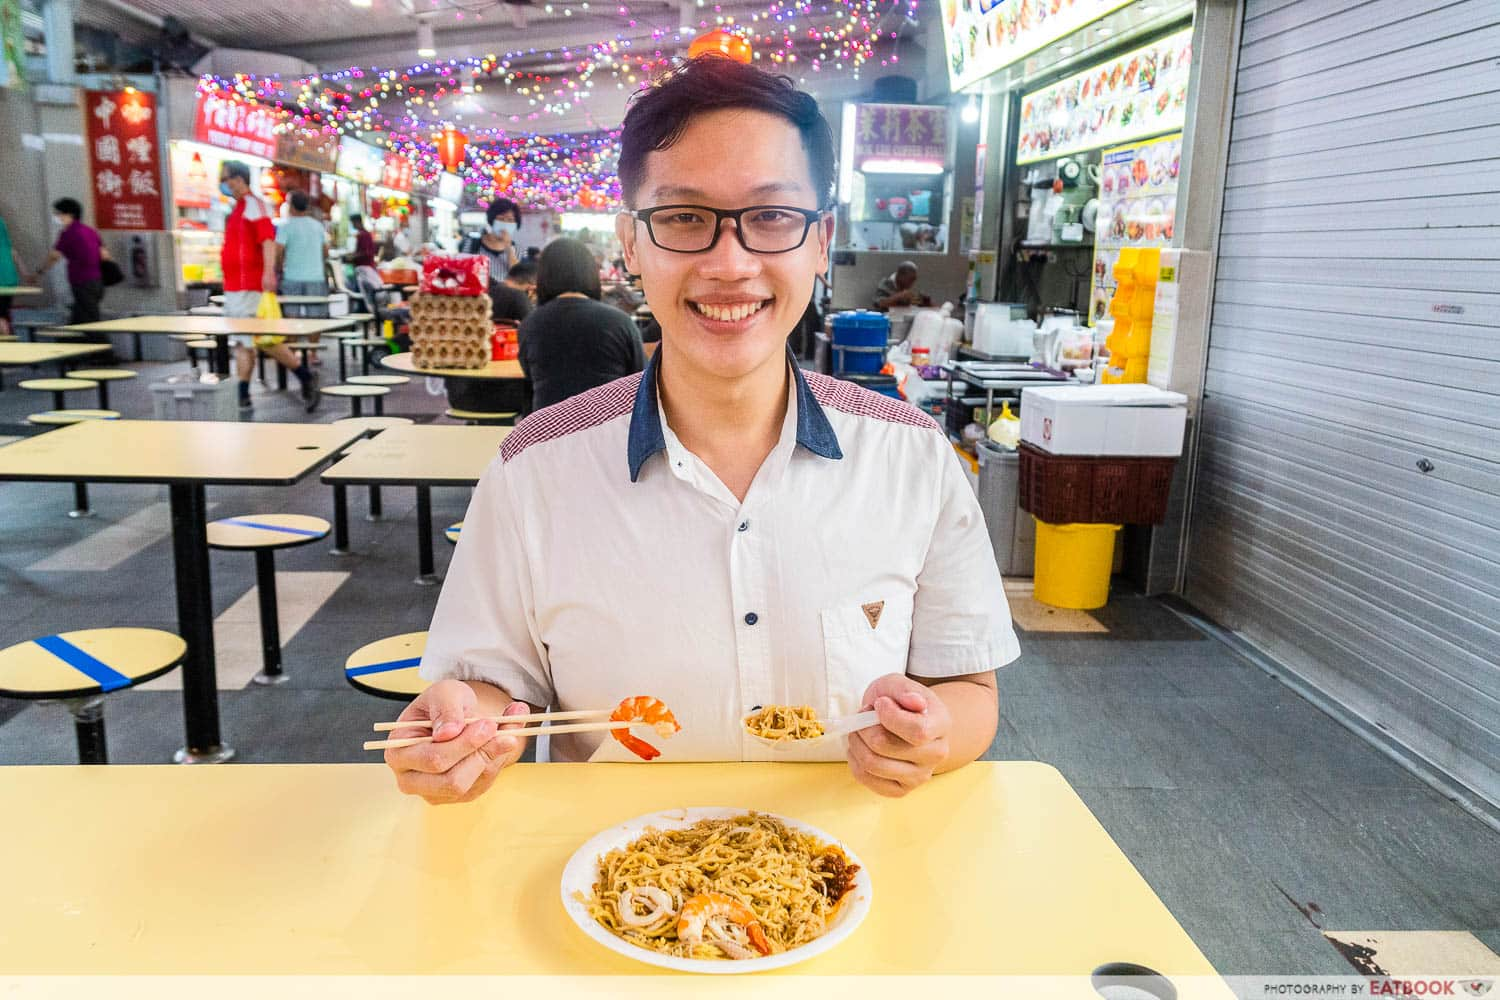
[1034,522,1121,610]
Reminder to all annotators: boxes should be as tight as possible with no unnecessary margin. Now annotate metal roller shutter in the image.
[1185,0,1500,807]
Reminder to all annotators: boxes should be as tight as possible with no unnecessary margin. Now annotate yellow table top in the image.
[0,762,1225,987]
[321,423,509,486]
[0,342,111,366]
[61,315,357,337]
[0,419,363,485]
[381,350,525,380]
[0,285,43,296]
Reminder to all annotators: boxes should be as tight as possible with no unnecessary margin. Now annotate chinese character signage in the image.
[941,0,1136,91]
[853,104,948,170]
[84,89,164,231]
[194,88,277,160]
[1017,28,1193,166]
[381,152,414,192]
[275,128,339,173]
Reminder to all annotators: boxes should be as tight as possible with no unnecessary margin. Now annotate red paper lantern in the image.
[689,29,752,64]
[436,127,468,173]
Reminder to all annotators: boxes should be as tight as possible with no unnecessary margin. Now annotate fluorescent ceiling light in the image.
[861,159,945,175]
[962,95,979,124]
[416,19,436,58]
[350,0,371,7]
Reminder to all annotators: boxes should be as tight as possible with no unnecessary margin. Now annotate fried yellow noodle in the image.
[584,812,857,960]
[743,705,826,742]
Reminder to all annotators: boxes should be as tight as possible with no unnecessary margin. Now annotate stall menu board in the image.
[276,129,339,174]
[84,89,164,231]
[941,0,1135,91]
[1088,131,1181,326]
[853,103,949,169]
[194,89,277,160]
[1017,27,1193,166]
[381,153,414,192]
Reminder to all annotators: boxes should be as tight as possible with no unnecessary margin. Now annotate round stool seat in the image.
[445,408,517,423]
[19,378,99,393]
[207,514,332,551]
[322,384,389,399]
[346,338,390,348]
[445,522,463,545]
[281,341,329,351]
[170,333,205,341]
[345,631,429,700]
[347,374,410,387]
[0,628,186,699]
[37,329,84,339]
[184,339,219,349]
[67,369,138,382]
[0,334,19,342]
[333,416,415,433]
[27,409,121,426]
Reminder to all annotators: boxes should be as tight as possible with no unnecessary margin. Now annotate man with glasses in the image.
[385,56,1018,803]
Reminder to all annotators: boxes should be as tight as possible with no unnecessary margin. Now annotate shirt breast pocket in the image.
[820,592,914,721]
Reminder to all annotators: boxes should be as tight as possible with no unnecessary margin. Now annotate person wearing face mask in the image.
[460,198,522,282]
[384,57,1017,805]
[30,199,107,332]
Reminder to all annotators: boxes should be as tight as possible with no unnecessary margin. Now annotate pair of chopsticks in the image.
[364,707,631,751]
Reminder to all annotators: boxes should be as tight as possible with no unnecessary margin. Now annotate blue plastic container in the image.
[830,310,890,375]
[845,373,903,400]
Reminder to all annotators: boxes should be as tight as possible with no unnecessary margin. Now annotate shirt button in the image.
[744,612,759,626]
[737,520,749,532]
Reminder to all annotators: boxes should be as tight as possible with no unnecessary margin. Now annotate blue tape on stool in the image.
[34,635,132,692]
[221,518,327,538]
[346,656,423,678]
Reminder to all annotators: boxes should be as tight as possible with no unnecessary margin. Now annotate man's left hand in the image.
[262,270,278,293]
[847,674,951,797]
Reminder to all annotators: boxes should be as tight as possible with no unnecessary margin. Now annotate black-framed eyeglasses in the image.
[630,204,827,254]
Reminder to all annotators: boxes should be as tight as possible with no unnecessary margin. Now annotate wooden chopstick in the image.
[371,708,610,733]
[364,719,646,752]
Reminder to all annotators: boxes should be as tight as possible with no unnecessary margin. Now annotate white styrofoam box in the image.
[327,293,350,317]
[1020,384,1187,456]
[150,375,239,421]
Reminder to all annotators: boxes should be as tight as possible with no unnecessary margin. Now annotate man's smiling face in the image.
[618,107,832,384]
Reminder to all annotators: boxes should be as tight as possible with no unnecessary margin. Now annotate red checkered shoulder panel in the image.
[500,373,643,463]
[802,370,940,431]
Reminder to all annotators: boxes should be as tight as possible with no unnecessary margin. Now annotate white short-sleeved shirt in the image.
[420,349,1020,763]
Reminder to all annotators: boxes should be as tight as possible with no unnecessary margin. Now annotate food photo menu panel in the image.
[1089,131,1182,325]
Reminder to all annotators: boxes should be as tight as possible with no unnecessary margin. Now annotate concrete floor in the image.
[1,351,1496,975]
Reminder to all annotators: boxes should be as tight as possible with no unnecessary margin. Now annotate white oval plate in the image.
[559,806,873,975]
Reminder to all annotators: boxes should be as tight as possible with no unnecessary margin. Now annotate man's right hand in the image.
[385,679,530,804]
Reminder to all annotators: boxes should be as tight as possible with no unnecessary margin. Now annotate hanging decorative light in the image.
[688,29,753,64]
[436,126,468,172]
[492,162,515,190]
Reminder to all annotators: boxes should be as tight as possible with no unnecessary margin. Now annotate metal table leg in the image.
[67,696,108,764]
[415,485,438,585]
[168,482,233,764]
[330,484,350,555]
[367,486,382,521]
[251,549,287,686]
[68,482,92,519]
[212,335,231,378]
[132,332,143,362]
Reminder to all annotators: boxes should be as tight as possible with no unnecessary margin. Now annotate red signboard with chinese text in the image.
[194,88,277,160]
[84,89,165,231]
[381,153,414,193]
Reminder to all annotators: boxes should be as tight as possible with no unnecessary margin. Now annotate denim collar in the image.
[627,346,842,482]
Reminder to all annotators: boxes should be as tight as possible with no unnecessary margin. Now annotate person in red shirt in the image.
[219,160,319,412]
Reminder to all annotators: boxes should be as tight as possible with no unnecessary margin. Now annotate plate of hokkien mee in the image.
[560,699,872,973]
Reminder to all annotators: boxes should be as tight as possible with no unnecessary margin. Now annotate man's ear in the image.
[815,213,834,273]
[616,212,640,275]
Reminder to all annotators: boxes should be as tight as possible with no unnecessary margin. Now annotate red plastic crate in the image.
[1018,443,1177,525]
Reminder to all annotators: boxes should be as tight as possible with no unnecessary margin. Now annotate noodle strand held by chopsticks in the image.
[584,812,858,960]
[743,705,826,742]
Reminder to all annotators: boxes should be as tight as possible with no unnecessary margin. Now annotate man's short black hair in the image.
[535,237,601,305]
[349,213,364,229]
[505,260,537,285]
[52,198,82,220]
[618,55,835,209]
[289,189,310,213]
[487,197,522,226]
[222,159,251,183]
